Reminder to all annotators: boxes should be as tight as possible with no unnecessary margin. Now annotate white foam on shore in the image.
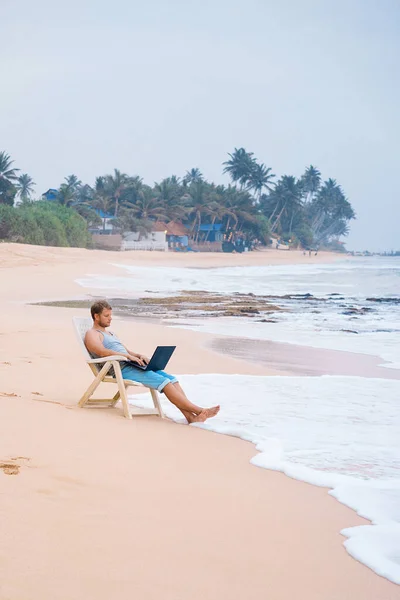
[128,374,400,584]
[76,256,400,299]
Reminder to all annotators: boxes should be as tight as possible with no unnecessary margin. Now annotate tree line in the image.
[0,149,355,249]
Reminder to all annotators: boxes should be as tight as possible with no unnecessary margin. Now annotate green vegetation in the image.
[0,201,91,248]
[0,148,356,249]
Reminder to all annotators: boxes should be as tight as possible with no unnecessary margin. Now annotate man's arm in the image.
[126,347,150,364]
[84,330,146,365]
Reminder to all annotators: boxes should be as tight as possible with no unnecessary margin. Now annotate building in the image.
[92,221,169,251]
[152,221,189,249]
[198,223,224,242]
[121,229,167,251]
[90,210,116,234]
[41,189,58,201]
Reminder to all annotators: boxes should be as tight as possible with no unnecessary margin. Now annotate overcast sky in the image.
[1,0,399,251]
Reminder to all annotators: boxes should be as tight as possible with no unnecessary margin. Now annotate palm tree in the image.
[64,174,82,191]
[309,178,355,243]
[223,148,256,189]
[16,173,35,201]
[300,165,321,203]
[56,174,82,207]
[128,187,167,221]
[221,185,255,232]
[246,162,275,200]
[0,151,19,183]
[0,151,19,205]
[153,178,189,222]
[204,201,235,242]
[105,169,129,217]
[267,176,303,234]
[187,181,214,242]
[75,183,94,205]
[120,176,144,209]
[183,168,203,185]
[154,178,180,203]
[91,177,114,231]
[57,184,76,206]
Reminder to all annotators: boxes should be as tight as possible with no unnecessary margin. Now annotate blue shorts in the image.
[121,365,178,392]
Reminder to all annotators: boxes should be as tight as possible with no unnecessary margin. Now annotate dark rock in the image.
[342,307,372,315]
[280,293,326,302]
[366,297,400,304]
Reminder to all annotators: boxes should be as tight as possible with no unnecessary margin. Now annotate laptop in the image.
[129,346,176,371]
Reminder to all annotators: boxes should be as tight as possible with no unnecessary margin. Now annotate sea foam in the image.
[128,374,400,584]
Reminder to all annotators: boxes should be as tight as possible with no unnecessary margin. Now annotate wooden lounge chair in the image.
[73,317,164,420]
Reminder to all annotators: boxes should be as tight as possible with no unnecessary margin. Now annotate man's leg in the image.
[120,366,220,424]
[172,383,196,422]
[162,382,220,423]
[170,382,203,423]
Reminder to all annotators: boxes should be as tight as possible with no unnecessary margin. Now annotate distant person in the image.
[84,300,220,424]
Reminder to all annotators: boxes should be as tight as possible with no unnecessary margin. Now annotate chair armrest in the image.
[87,356,127,364]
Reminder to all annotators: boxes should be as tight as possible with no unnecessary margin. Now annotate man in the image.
[84,300,220,423]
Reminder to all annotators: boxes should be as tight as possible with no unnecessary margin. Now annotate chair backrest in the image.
[73,317,93,360]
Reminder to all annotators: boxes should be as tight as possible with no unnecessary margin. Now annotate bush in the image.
[35,202,91,247]
[0,205,17,239]
[293,224,314,249]
[244,214,271,245]
[0,202,91,248]
[0,180,17,206]
[14,211,46,245]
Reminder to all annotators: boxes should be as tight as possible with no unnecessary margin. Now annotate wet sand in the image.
[211,336,400,379]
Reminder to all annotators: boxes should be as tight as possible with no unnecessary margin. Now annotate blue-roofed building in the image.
[41,188,58,201]
[95,210,114,220]
[89,209,116,234]
[198,223,224,242]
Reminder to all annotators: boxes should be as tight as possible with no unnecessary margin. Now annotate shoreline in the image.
[0,242,344,270]
[210,336,400,379]
[1,243,399,598]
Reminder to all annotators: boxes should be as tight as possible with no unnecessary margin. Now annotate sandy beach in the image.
[1,243,399,600]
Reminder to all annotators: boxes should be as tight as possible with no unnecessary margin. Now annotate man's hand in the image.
[138,354,150,365]
[127,354,148,367]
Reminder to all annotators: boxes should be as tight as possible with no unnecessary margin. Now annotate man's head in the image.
[90,300,112,328]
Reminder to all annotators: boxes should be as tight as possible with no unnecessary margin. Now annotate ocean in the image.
[76,256,400,584]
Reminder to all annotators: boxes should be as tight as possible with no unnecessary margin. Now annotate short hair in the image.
[90,300,112,319]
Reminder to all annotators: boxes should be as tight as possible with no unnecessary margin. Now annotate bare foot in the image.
[185,413,197,424]
[191,406,220,423]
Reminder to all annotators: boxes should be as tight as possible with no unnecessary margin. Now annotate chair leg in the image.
[110,390,120,407]
[150,388,164,418]
[78,361,112,408]
[113,362,132,419]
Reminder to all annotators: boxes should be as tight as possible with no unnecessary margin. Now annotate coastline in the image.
[210,336,400,379]
[1,243,398,599]
[0,242,343,270]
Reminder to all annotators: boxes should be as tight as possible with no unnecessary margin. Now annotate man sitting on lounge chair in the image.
[84,300,220,423]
